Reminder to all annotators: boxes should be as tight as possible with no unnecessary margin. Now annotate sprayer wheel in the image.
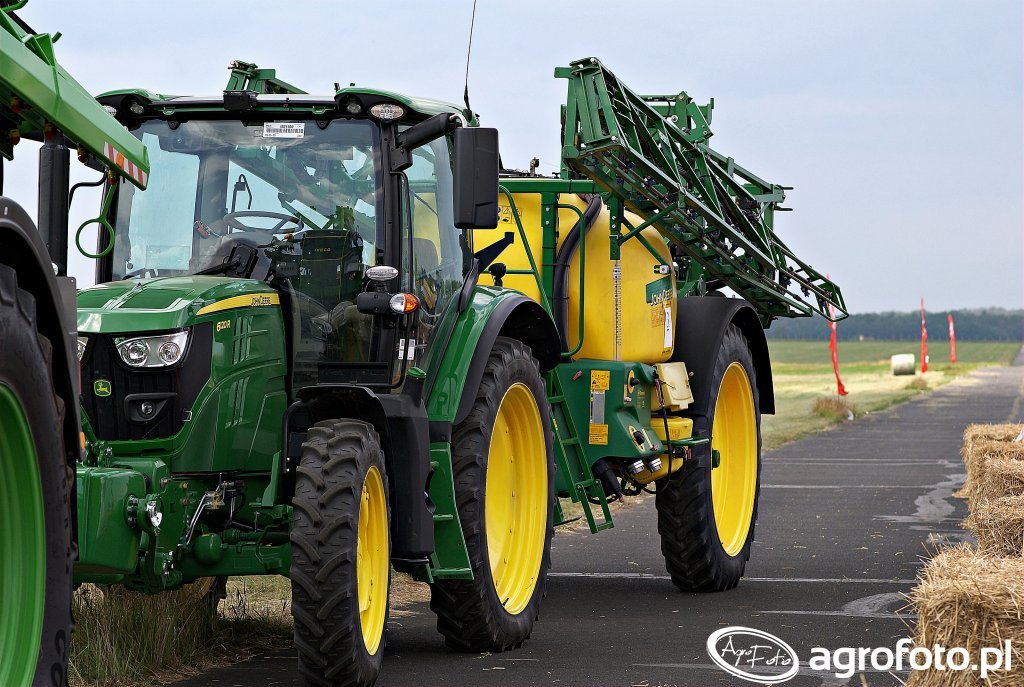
[656,324,762,591]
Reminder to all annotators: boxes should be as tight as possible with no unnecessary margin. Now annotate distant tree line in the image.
[765,308,1024,341]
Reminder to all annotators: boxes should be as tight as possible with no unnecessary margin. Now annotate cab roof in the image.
[98,86,472,125]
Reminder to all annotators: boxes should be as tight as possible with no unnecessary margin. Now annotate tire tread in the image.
[656,325,762,592]
[291,420,389,687]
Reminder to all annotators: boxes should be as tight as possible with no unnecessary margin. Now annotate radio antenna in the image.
[462,0,478,118]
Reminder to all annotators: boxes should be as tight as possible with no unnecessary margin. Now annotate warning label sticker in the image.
[588,424,609,445]
[590,391,606,424]
[663,305,673,349]
[590,370,610,391]
[261,122,305,139]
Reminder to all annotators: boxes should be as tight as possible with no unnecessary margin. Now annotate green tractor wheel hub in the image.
[0,384,46,687]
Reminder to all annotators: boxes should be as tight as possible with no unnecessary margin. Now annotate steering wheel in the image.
[221,211,300,234]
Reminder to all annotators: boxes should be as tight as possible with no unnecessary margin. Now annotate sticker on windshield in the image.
[261,122,305,139]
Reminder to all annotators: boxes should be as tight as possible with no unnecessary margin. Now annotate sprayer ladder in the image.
[547,372,613,533]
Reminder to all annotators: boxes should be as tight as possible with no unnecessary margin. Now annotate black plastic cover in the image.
[453,127,499,229]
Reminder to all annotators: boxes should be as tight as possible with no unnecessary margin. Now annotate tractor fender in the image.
[294,384,435,563]
[671,295,775,417]
[427,288,560,429]
[0,197,81,502]
[295,385,392,447]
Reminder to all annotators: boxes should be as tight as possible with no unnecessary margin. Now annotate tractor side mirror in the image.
[453,127,499,229]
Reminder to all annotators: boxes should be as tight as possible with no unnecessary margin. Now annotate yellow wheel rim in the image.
[710,362,758,557]
[485,382,547,615]
[357,465,388,655]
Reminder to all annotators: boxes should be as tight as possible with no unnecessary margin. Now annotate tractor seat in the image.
[193,231,274,280]
[412,238,441,311]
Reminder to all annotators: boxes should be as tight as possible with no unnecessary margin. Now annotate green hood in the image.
[77,276,277,333]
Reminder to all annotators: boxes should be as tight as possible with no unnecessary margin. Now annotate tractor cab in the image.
[93,85,497,391]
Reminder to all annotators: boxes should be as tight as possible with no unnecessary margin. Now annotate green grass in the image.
[70,580,292,687]
[70,572,428,687]
[766,339,1020,366]
[762,340,1021,448]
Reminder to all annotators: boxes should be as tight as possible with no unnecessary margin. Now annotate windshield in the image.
[112,118,381,280]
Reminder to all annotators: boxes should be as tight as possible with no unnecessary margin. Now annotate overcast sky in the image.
[7,0,1022,313]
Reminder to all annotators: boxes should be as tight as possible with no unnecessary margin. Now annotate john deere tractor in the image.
[72,58,844,686]
[0,3,150,685]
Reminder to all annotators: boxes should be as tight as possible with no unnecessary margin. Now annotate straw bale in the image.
[974,455,1024,509]
[963,424,1023,451]
[907,545,1024,686]
[964,494,1024,557]
[959,427,1024,504]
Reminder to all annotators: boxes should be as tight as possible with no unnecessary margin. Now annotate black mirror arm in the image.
[390,113,462,173]
[473,231,514,270]
[397,113,461,150]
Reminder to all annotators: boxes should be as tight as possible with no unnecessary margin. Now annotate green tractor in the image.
[73,58,844,685]
[0,3,150,685]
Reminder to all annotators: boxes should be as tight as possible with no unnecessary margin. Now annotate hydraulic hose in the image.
[551,194,603,353]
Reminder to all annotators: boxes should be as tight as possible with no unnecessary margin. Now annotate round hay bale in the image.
[907,545,1024,687]
[891,353,916,376]
[966,493,1024,557]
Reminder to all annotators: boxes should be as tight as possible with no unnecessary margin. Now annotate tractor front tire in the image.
[291,420,391,687]
[657,324,762,591]
[430,337,554,652]
[0,264,74,687]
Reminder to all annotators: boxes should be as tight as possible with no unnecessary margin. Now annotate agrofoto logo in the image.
[706,626,799,684]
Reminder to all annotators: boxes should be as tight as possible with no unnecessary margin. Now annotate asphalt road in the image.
[177,357,1024,687]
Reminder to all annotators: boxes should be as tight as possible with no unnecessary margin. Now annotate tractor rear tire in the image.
[430,337,554,652]
[656,324,762,592]
[0,264,74,687]
[291,420,391,687]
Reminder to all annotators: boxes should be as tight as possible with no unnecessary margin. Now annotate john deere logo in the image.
[250,295,273,307]
[93,380,112,397]
[645,275,673,306]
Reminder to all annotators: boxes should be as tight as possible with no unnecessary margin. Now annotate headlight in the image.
[115,331,190,368]
[77,336,89,361]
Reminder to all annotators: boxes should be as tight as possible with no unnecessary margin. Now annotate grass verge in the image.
[70,580,291,687]
[762,340,1020,449]
[812,396,856,421]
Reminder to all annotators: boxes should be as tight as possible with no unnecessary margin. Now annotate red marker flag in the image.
[827,294,848,396]
[948,313,956,364]
[920,297,928,373]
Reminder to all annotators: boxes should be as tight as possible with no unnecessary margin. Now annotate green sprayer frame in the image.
[557,57,845,322]
[0,3,148,186]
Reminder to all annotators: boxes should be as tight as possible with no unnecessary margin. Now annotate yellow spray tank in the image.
[476,192,675,365]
